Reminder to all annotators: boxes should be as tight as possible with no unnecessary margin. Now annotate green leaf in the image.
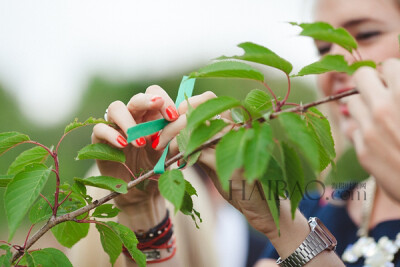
[281,142,304,219]
[7,146,50,175]
[186,96,240,131]
[295,55,377,77]
[92,204,121,218]
[219,42,293,74]
[176,128,201,167]
[159,169,185,212]
[305,108,336,171]
[189,61,265,81]
[244,89,273,118]
[0,246,12,267]
[295,55,349,77]
[291,22,357,53]
[185,119,227,157]
[4,163,52,240]
[259,174,280,234]
[74,176,128,194]
[180,192,194,215]
[64,117,110,134]
[29,192,87,224]
[277,112,319,171]
[96,223,122,266]
[244,122,274,182]
[25,252,37,267]
[180,180,201,228]
[216,128,250,190]
[104,222,146,267]
[51,221,89,248]
[0,132,30,155]
[0,175,13,187]
[347,60,377,75]
[230,107,249,123]
[76,143,126,163]
[27,248,72,267]
[185,180,198,197]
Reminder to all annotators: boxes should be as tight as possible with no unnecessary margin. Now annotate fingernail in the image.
[135,137,146,147]
[177,160,180,166]
[166,105,179,120]
[117,135,128,147]
[150,131,160,141]
[152,135,160,149]
[151,96,162,102]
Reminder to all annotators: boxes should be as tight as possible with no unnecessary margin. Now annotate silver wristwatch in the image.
[276,217,337,267]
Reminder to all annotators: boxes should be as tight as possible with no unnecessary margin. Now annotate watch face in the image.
[313,218,338,250]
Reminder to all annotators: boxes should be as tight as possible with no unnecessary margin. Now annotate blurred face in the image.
[315,0,400,135]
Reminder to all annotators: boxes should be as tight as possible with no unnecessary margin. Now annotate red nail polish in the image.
[152,135,160,149]
[177,160,180,166]
[150,131,160,142]
[166,105,179,120]
[136,137,146,147]
[151,96,162,102]
[117,135,128,147]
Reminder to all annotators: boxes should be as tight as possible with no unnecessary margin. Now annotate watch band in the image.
[276,217,337,267]
[276,231,327,267]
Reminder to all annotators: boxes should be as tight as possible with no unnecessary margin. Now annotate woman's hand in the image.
[91,85,217,227]
[348,58,400,202]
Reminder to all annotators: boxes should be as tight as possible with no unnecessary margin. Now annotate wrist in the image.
[117,194,166,232]
[267,205,310,260]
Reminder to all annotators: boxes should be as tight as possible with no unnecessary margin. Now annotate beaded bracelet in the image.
[122,210,176,263]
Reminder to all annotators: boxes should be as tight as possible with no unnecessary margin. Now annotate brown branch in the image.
[11,88,358,263]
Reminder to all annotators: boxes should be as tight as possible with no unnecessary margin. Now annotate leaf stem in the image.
[57,191,72,208]
[55,133,67,155]
[23,224,35,249]
[24,141,53,156]
[121,163,136,180]
[261,81,278,111]
[354,49,363,61]
[39,193,53,209]
[279,74,291,108]
[0,240,12,246]
[282,102,300,107]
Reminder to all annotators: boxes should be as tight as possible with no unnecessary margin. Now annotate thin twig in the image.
[279,74,291,108]
[57,191,72,208]
[23,225,35,249]
[11,88,358,263]
[122,163,136,180]
[39,194,53,210]
[261,82,278,111]
[55,133,67,154]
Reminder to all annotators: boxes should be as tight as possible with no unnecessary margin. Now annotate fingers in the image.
[152,115,187,150]
[177,91,216,114]
[106,100,146,147]
[382,58,400,95]
[127,85,179,122]
[353,66,387,108]
[92,123,128,149]
[347,95,372,134]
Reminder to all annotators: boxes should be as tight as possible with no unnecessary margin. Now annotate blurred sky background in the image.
[0,0,318,125]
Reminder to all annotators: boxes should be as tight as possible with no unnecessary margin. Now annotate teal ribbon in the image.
[126,76,196,174]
